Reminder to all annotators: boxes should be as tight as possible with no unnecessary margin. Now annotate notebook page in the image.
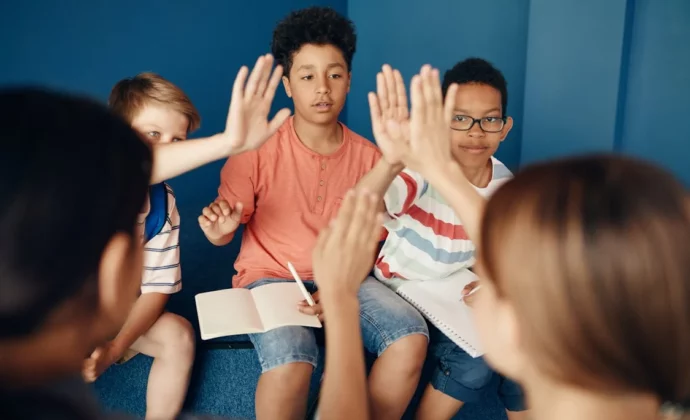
[397,270,483,356]
[251,283,322,331]
[195,288,263,340]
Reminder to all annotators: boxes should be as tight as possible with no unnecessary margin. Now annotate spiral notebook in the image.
[395,269,484,358]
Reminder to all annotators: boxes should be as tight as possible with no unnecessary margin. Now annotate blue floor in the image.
[92,165,507,419]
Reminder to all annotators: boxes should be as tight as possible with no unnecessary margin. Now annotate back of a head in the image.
[0,87,151,341]
[442,58,508,114]
[271,6,357,74]
[480,155,690,410]
[109,72,201,132]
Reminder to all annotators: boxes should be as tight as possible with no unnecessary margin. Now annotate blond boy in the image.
[82,73,199,420]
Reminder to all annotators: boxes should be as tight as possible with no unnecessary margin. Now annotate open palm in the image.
[223,54,292,155]
[368,65,410,166]
[382,65,457,176]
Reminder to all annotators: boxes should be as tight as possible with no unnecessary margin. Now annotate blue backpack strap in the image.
[144,183,169,243]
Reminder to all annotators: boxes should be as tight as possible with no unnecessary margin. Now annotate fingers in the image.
[263,63,284,104]
[429,68,443,110]
[346,190,379,250]
[393,69,409,120]
[328,190,357,249]
[254,54,274,99]
[419,65,435,122]
[312,223,331,262]
[199,201,232,226]
[376,71,390,117]
[410,74,424,126]
[368,92,385,136]
[231,65,249,102]
[382,65,398,118]
[218,200,232,215]
[444,83,459,124]
[461,281,478,296]
[246,55,268,97]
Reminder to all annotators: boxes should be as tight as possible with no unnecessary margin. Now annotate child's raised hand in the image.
[368,65,409,166]
[198,199,242,239]
[221,54,292,156]
[383,65,458,179]
[312,189,383,300]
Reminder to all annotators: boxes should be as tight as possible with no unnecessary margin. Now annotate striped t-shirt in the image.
[374,157,512,288]
[140,183,182,294]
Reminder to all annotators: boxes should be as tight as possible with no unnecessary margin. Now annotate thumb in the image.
[267,108,292,135]
[230,202,244,221]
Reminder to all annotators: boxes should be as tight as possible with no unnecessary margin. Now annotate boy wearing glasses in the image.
[357,58,527,419]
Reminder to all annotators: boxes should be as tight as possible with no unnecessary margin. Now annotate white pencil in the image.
[287,261,315,306]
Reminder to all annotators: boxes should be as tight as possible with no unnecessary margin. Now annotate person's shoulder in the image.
[491,156,513,181]
[344,124,380,155]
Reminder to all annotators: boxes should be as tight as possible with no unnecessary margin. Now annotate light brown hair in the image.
[108,72,200,133]
[480,155,690,409]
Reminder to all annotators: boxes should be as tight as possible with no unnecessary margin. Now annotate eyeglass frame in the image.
[450,115,507,133]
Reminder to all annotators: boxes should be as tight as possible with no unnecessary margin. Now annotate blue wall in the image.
[0,0,347,315]
[347,0,530,171]
[519,0,690,185]
[619,0,690,186]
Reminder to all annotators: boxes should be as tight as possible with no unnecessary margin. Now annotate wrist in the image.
[380,158,404,174]
[105,339,126,360]
[319,290,359,308]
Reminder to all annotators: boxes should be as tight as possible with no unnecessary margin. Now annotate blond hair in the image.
[480,155,690,411]
[108,72,200,133]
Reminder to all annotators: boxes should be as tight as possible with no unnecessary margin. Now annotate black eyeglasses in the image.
[450,115,506,133]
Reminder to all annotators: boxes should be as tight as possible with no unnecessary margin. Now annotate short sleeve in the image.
[383,168,427,217]
[218,151,258,224]
[141,187,181,294]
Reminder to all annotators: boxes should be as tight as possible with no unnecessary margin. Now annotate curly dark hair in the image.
[271,6,357,76]
[442,58,508,115]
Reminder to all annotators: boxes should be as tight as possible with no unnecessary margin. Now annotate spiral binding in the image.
[398,290,478,355]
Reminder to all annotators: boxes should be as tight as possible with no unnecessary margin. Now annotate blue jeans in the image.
[428,324,526,411]
[247,277,429,372]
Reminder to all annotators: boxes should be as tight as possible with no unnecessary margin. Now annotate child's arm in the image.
[198,150,257,246]
[149,54,291,184]
[109,293,170,356]
[312,190,382,420]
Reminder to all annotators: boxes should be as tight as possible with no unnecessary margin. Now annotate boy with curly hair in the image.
[198,7,429,420]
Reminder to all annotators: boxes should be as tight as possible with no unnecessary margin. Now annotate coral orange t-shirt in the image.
[218,117,381,288]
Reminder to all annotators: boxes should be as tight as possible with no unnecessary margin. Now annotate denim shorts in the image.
[247,276,429,372]
[428,325,526,411]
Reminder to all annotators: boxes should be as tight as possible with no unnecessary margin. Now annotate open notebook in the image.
[195,282,322,340]
[396,269,484,357]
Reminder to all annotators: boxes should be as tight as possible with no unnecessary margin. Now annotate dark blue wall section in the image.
[619,0,690,186]
[0,0,348,311]
[347,0,530,171]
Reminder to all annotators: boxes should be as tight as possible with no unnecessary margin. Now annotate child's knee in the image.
[385,334,428,372]
[262,361,313,391]
[158,313,195,361]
